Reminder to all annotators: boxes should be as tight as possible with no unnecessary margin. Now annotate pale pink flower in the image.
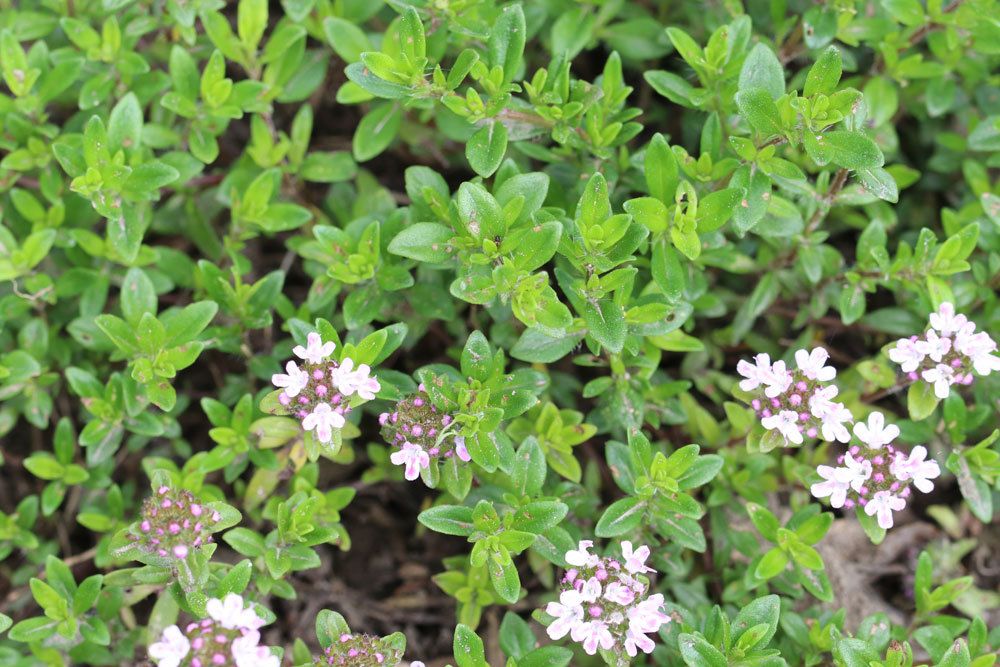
[624,628,656,656]
[578,577,602,603]
[454,435,471,462]
[956,331,1000,375]
[737,353,773,391]
[762,360,793,398]
[293,332,336,364]
[888,337,925,373]
[929,302,967,336]
[761,410,803,444]
[916,329,951,362]
[271,361,308,398]
[795,348,836,381]
[301,403,345,443]
[891,446,940,493]
[231,631,280,667]
[810,465,852,508]
[627,594,670,633]
[620,541,653,574]
[853,412,899,449]
[843,452,873,491]
[566,540,600,568]
[603,581,636,606]
[921,364,957,399]
[206,594,265,631]
[808,388,852,443]
[390,442,430,481]
[572,621,615,655]
[865,491,906,529]
[330,358,381,399]
[545,589,584,640]
[148,625,190,667]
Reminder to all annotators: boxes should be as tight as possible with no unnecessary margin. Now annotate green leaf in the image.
[803,46,843,97]
[353,104,402,161]
[417,505,475,536]
[644,133,679,204]
[697,188,741,232]
[466,122,508,177]
[739,43,784,100]
[322,17,370,63]
[907,381,940,421]
[454,624,487,667]
[583,298,626,353]
[856,506,887,545]
[733,595,780,647]
[388,223,454,263]
[162,301,218,346]
[487,4,525,84]
[857,167,899,203]
[881,0,925,26]
[736,87,783,137]
[125,160,180,193]
[678,633,727,667]
[594,496,646,537]
[817,131,884,170]
[755,547,789,579]
[120,267,157,324]
[299,152,357,183]
[108,93,143,153]
[488,546,520,603]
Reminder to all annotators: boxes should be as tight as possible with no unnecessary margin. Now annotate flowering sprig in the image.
[379,386,471,483]
[810,412,941,529]
[736,347,852,446]
[887,302,1000,400]
[544,540,670,662]
[313,632,403,666]
[270,332,380,444]
[148,594,279,667]
[129,486,222,561]
[309,610,417,667]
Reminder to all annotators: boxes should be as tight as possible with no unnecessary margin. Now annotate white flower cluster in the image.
[546,540,670,658]
[810,412,941,529]
[736,348,852,445]
[888,302,1000,399]
[271,332,380,443]
[149,594,279,667]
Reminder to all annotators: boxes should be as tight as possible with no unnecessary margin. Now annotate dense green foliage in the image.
[1,0,999,665]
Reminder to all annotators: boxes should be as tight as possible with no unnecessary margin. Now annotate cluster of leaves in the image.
[1,0,999,665]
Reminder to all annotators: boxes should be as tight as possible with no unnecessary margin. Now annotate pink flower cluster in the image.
[379,388,470,481]
[148,594,278,667]
[810,412,940,529]
[546,540,670,658]
[888,302,1000,399]
[131,486,221,560]
[314,633,404,666]
[272,332,380,443]
[736,348,853,445]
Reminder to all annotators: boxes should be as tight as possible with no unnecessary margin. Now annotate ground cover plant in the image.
[0,0,999,664]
